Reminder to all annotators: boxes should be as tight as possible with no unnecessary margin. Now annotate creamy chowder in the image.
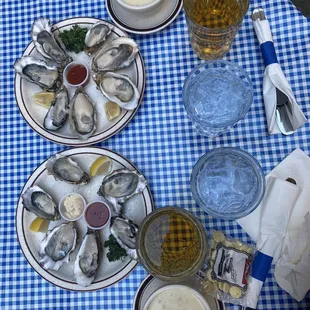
[145,286,209,310]
[122,0,156,6]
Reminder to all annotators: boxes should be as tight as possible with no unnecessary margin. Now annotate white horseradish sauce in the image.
[146,286,208,310]
[122,0,156,6]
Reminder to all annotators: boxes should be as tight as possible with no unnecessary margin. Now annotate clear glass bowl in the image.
[182,61,253,138]
[191,147,266,220]
[137,207,208,282]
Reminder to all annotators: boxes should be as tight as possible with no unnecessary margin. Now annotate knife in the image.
[275,88,295,135]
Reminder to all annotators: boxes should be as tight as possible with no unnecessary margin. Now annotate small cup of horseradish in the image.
[59,193,86,222]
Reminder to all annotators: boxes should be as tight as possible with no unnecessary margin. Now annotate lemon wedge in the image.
[29,217,49,232]
[32,92,55,108]
[105,101,121,121]
[90,156,112,177]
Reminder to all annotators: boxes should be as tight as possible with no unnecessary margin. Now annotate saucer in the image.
[106,0,183,34]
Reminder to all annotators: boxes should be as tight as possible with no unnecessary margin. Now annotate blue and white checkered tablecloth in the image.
[1,0,309,309]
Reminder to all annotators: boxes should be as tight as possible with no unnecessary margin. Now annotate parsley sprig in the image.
[104,235,128,262]
[59,25,88,53]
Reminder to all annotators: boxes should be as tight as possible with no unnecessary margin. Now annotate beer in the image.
[184,0,249,59]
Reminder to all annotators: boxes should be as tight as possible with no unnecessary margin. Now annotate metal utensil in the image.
[276,88,294,135]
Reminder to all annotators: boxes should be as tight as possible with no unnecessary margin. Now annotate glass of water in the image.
[191,147,266,220]
[182,60,253,138]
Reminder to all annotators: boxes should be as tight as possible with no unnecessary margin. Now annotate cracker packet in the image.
[202,230,256,306]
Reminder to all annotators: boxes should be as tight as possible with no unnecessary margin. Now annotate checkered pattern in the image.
[148,212,201,275]
[159,213,195,253]
[185,0,243,28]
[0,0,309,309]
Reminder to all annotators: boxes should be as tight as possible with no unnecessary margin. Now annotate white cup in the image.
[116,0,162,12]
[59,193,86,222]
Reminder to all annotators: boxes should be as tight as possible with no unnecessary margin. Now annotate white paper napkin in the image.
[275,212,310,302]
[252,8,307,135]
[237,148,310,307]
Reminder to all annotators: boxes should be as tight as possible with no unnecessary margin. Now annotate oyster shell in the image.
[69,87,96,141]
[74,229,101,287]
[43,86,69,131]
[84,21,113,55]
[46,154,90,185]
[31,18,71,66]
[14,56,61,91]
[98,168,147,204]
[92,37,138,73]
[94,72,140,110]
[22,185,60,221]
[110,217,138,260]
[39,223,77,270]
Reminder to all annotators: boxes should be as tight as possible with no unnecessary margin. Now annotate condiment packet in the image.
[202,230,256,306]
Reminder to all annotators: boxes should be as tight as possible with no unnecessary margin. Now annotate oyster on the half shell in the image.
[110,217,138,260]
[43,85,69,131]
[92,37,138,73]
[69,87,97,141]
[98,168,147,204]
[14,56,61,91]
[22,185,60,221]
[74,229,101,287]
[46,154,90,185]
[84,21,113,55]
[39,222,77,270]
[94,72,140,110]
[31,18,71,66]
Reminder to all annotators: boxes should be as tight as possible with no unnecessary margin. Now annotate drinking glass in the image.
[182,60,253,138]
[191,147,266,220]
[184,0,250,59]
[137,207,208,282]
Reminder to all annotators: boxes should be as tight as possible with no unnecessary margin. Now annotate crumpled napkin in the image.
[237,148,310,308]
[252,8,306,135]
[275,212,310,301]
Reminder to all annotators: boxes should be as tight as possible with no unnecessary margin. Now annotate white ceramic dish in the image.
[16,147,154,291]
[143,284,211,310]
[133,275,225,310]
[106,0,183,34]
[83,201,112,230]
[63,61,89,87]
[59,192,86,221]
[14,17,145,146]
[116,0,162,12]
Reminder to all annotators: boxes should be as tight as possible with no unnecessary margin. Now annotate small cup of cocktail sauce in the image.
[63,61,89,87]
[84,201,111,230]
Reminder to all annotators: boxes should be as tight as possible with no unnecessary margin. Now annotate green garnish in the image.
[59,25,88,53]
[104,235,128,262]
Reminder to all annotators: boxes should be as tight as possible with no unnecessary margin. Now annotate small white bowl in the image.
[83,201,111,230]
[143,284,211,310]
[116,0,162,12]
[59,193,86,222]
[63,61,89,87]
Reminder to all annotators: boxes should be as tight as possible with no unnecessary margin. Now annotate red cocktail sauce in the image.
[66,64,88,85]
[85,202,110,228]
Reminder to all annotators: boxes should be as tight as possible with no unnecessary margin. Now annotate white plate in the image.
[14,17,145,146]
[133,275,225,310]
[106,0,183,34]
[16,147,154,291]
